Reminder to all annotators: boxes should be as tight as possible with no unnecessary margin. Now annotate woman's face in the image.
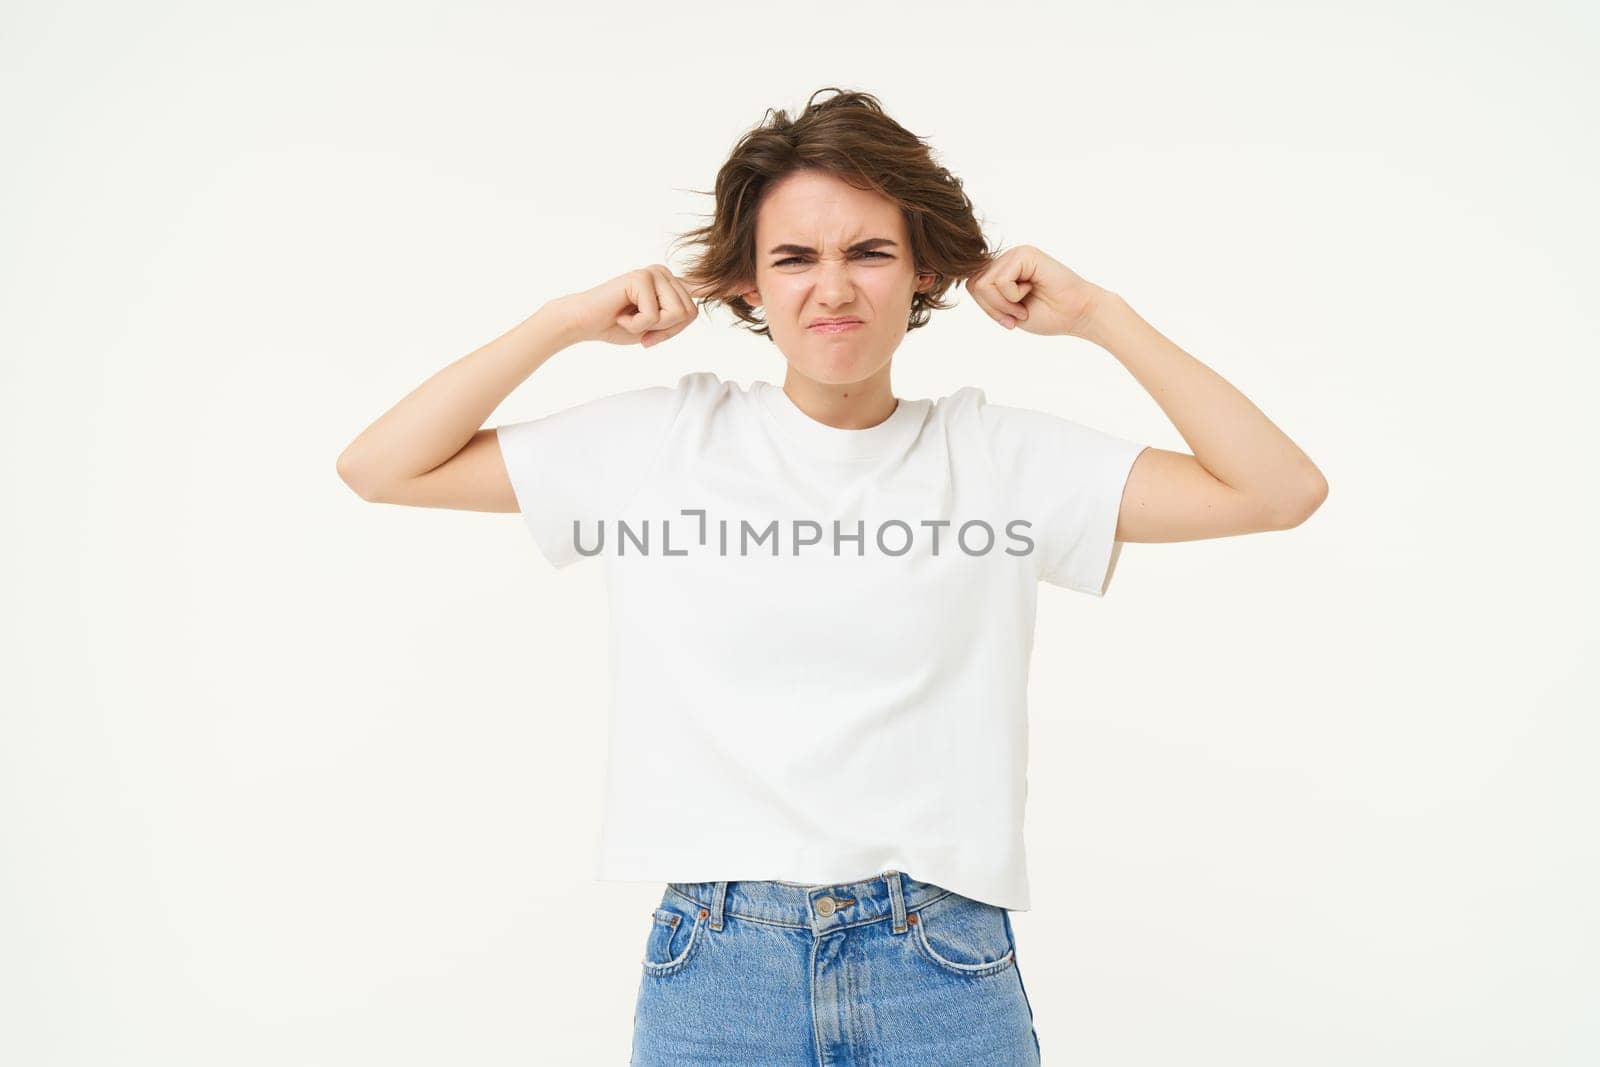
[737,168,934,387]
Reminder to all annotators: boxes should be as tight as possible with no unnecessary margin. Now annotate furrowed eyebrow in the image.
[767,238,899,255]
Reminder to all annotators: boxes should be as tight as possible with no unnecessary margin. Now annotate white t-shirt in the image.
[496,371,1147,911]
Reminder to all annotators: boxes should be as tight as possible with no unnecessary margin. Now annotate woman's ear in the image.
[914,271,938,293]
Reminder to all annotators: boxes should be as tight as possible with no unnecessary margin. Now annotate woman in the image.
[337,88,1327,1064]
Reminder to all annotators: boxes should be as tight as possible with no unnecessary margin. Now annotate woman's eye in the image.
[774,251,891,267]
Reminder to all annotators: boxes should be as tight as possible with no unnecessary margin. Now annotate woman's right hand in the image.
[549,264,709,349]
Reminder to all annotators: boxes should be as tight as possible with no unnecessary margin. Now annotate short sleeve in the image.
[495,381,684,568]
[975,394,1149,595]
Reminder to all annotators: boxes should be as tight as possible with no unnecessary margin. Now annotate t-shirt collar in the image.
[755,379,927,461]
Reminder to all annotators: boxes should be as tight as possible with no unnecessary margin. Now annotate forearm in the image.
[1076,290,1328,506]
[336,300,579,493]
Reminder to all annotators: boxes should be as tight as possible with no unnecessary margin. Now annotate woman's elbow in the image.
[1275,476,1329,529]
[336,451,386,502]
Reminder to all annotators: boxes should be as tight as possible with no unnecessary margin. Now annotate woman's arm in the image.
[1078,290,1330,542]
[335,265,701,511]
[335,302,578,507]
[966,245,1329,543]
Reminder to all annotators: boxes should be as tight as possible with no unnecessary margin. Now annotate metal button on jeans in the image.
[815,896,837,917]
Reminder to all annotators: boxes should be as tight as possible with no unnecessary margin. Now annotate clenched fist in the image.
[550,264,712,349]
[965,244,1107,338]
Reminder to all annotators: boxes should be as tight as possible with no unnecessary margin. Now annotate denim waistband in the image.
[666,870,956,935]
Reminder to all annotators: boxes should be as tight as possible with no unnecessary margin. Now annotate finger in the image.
[981,277,1027,323]
[966,274,1019,329]
[996,275,1031,313]
[992,248,1031,312]
[649,265,686,326]
[963,275,1005,327]
[643,280,698,348]
[667,273,701,323]
[979,266,1029,322]
[621,269,661,333]
[643,317,693,348]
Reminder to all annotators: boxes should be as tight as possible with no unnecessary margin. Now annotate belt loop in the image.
[709,881,728,931]
[886,870,907,934]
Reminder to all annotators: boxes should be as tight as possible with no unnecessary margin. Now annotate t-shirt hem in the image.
[592,847,1032,912]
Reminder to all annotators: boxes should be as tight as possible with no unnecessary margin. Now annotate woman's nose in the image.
[815,259,855,302]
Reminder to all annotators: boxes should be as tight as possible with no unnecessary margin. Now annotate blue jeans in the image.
[630,870,1042,1065]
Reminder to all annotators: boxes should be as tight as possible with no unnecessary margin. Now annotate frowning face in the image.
[737,168,935,387]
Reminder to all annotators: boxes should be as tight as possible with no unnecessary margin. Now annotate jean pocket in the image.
[909,891,1017,978]
[640,894,708,977]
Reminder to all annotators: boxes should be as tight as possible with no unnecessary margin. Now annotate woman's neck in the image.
[779,368,899,430]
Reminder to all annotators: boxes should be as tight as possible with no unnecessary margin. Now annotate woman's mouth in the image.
[808,319,864,334]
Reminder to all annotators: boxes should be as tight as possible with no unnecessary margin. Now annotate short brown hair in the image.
[669,87,999,340]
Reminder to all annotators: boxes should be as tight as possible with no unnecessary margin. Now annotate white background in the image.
[4,1,1596,1063]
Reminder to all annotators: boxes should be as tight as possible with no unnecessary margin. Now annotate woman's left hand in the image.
[965,244,1107,338]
